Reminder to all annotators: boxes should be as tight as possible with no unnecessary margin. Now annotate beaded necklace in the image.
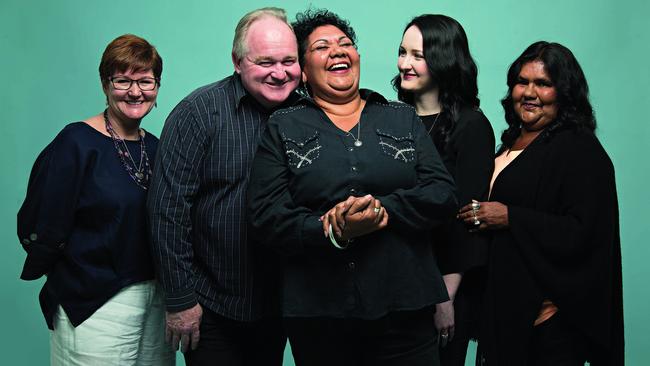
[103,109,151,190]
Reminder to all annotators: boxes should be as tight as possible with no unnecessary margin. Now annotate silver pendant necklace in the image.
[348,120,362,147]
[427,112,441,135]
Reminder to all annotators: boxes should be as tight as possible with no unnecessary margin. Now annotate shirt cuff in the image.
[165,287,198,312]
[301,215,330,249]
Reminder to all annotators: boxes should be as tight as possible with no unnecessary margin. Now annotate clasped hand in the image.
[321,194,389,242]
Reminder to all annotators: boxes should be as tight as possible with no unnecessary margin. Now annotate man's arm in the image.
[148,100,208,351]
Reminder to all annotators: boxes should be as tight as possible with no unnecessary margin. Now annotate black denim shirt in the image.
[248,90,457,319]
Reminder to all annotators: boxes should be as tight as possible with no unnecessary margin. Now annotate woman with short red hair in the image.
[18,34,174,365]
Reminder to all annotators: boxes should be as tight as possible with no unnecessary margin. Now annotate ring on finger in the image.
[373,207,381,213]
[471,201,480,210]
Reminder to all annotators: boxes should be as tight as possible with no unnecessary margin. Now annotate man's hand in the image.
[166,303,203,353]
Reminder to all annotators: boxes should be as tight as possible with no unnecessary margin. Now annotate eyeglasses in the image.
[109,76,159,91]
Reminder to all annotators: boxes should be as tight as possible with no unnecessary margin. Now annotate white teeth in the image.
[126,101,143,105]
[329,63,349,71]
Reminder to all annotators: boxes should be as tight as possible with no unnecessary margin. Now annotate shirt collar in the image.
[232,72,248,108]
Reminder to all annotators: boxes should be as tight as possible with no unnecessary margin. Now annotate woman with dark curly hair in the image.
[458,41,624,365]
[248,9,457,366]
[393,14,494,365]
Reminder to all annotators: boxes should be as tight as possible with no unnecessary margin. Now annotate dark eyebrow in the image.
[310,35,352,46]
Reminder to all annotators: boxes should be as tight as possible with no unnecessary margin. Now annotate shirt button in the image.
[351,166,357,172]
[348,262,356,271]
[348,147,354,152]
[29,233,38,241]
[349,188,356,194]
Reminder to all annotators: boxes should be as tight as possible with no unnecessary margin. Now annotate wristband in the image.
[328,224,349,250]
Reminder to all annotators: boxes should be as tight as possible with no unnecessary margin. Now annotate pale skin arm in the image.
[435,273,462,347]
[165,303,203,353]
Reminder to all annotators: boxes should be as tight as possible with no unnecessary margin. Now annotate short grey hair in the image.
[232,7,291,60]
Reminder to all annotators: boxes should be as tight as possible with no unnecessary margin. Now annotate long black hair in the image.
[500,41,596,150]
[392,14,480,149]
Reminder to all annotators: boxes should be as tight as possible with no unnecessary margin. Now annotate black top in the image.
[422,108,495,274]
[422,108,495,340]
[148,73,300,320]
[483,128,624,365]
[247,90,458,319]
[18,122,158,329]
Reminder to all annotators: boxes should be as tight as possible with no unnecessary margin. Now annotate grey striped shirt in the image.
[148,73,296,321]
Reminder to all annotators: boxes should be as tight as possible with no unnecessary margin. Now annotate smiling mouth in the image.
[265,81,290,88]
[125,101,144,105]
[521,102,541,109]
[328,63,350,71]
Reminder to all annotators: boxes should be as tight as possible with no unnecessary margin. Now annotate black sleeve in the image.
[17,128,84,280]
[147,101,207,312]
[247,118,331,257]
[506,132,623,358]
[436,111,495,274]
[374,110,458,231]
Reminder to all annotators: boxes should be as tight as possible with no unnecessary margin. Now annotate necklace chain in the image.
[103,109,151,190]
[426,112,441,135]
[347,120,362,147]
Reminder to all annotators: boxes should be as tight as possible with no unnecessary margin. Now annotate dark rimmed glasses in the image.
[108,76,159,91]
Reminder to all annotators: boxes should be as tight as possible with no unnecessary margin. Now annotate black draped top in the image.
[483,128,624,364]
[18,122,158,329]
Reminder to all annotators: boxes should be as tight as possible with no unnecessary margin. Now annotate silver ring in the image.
[373,207,381,213]
[473,218,481,226]
[471,201,480,210]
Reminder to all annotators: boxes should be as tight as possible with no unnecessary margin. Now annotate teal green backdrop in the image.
[2,0,647,364]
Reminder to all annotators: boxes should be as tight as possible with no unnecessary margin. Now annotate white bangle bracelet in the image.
[328,224,349,250]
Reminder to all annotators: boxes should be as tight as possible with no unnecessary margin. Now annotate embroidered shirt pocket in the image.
[376,129,416,163]
[281,131,322,169]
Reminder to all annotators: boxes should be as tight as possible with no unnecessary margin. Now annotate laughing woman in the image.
[18,34,174,365]
[248,9,457,366]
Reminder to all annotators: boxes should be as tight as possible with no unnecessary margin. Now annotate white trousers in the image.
[50,280,175,366]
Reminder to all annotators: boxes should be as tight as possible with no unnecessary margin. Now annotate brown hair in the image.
[99,34,163,88]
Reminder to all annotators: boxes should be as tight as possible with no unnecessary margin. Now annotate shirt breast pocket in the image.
[281,131,322,169]
[376,129,416,163]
